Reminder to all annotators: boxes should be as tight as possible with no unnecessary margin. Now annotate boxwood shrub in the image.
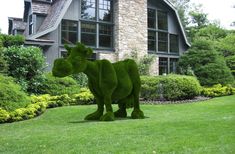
[0,75,30,111]
[38,73,80,96]
[201,84,235,97]
[141,74,202,101]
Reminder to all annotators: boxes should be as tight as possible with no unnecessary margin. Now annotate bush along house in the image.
[8,0,190,74]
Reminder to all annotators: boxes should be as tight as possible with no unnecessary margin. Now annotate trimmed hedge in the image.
[38,73,81,96]
[0,75,30,111]
[141,75,202,101]
[202,84,235,97]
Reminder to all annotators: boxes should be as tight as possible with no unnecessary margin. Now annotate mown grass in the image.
[0,95,235,154]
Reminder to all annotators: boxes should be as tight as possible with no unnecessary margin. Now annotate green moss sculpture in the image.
[52,42,144,121]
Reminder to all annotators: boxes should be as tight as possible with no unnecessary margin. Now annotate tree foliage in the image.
[3,46,46,93]
[178,39,234,86]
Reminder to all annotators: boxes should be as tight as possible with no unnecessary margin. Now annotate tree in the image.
[169,0,191,28]
[217,33,235,76]
[194,24,227,41]
[178,39,234,86]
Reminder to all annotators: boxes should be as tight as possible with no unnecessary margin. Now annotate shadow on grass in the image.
[68,116,149,124]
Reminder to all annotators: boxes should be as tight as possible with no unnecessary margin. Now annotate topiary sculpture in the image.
[52,42,144,121]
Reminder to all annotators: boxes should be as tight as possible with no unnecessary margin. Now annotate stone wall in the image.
[114,0,148,61]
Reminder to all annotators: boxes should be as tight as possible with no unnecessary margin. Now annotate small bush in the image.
[0,34,24,48]
[201,84,235,97]
[0,75,30,111]
[9,101,47,122]
[0,108,10,123]
[72,73,88,87]
[72,88,94,105]
[141,75,202,101]
[38,73,80,96]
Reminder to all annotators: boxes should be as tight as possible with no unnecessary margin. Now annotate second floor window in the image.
[61,20,78,44]
[80,0,113,48]
[170,34,179,53]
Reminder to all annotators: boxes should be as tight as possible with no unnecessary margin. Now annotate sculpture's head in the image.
[52,42,93,77]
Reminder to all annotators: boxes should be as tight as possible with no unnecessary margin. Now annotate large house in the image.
[8,0,190,75]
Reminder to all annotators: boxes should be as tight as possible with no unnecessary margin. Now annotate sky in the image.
[0,0,234,34]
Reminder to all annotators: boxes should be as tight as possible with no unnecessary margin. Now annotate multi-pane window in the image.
[158,32,168,52]
[148,31,156,51]
[29,14,33,35]
[170,58,178,73]
[61,20,78,44]
[99,24,112,48]
[99,0,112,22]
[81,22,96,46]
[80,0,113,48]
[158,11,168,30]
[81,0,96,20]
[170,34,179,53]
[159,57,168,75]
[159,57,179,75]
[148,9,156,29]
[147,8,169,53]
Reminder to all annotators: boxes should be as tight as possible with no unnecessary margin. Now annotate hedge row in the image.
[0,88,94,124]
[141,75,202,101]
[201,84,235,97]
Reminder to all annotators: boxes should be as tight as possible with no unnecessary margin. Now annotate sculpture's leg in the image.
[131,92,144,119]
[100,96,115,121]
[85,98,104,120]
[114,95,134,118]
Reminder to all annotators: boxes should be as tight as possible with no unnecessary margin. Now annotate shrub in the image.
[178,39,234,86]
[3,46,46,93]
[201,84,235,97]
[0,75,30,111]
[72,73,88,87]
[9,101,47,122]
[141,75,202,101]
[0,34,24,47]
[38,73,80,96]
[0,108,10,123]
[72,88,94,105]
[0,48,8,74]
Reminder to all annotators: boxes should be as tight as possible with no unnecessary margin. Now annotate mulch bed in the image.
[140,96,211,105]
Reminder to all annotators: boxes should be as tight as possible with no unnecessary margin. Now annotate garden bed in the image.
[140,96,211,105]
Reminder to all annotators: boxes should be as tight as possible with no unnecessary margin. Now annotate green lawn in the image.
[0,95,235,154]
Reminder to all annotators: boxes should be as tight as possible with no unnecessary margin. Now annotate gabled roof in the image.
[29,0,72,39]
[163,0,190,47]
[32,1,51,15]
[8,17,26,34]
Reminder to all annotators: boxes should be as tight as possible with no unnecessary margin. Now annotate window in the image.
[159,57,168,75]
[148,9,156,29]
[81,22,96,46]
[80,0,113,48]
[170,58,178,73]
[61,20,78,44]
[147,9,169,53]
[158,11,167,30]
[99,0,112,22]
[170,34,179,53]
[158,32,168,52]
[29,14,33,35]
[148,31,156,51]
[99,24,112,48]
[81,0,96,20]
